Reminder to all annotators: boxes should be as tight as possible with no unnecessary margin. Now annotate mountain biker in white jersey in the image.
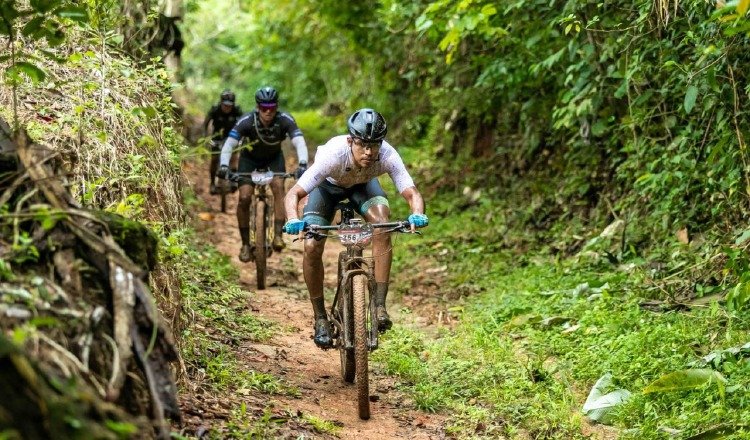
[283,108,428,348]
[218,86,309,262]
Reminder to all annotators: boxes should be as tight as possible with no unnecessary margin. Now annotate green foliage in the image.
[0,0,88,93]
[383,248,750,437]
[181,0,750,274]
[172,229,301,406]
[301,414,341,436]
[643,369,727,396]
[0,258,14,282]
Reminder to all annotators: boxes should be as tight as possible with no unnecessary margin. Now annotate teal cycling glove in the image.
[408,213,428,228]
[283,218,306,234]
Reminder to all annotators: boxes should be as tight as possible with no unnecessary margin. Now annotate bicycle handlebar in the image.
[224,171,294,182]
[307,221,410,231]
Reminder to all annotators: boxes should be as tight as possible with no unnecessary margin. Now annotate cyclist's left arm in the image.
[400,186,425,216]
[280,112,309,164]
[382,144,427,227]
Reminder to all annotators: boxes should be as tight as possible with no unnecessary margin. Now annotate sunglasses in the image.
[353,138,382,150]
[258,104,278,112]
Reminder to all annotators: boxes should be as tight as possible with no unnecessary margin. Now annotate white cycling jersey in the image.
[296,135,415,194]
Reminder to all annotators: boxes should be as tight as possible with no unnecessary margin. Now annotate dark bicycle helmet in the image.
[255,86,279,104]
[220,89,235,105]
[347,108,387,142]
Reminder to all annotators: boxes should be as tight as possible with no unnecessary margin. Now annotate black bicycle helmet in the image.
[347,108,387,142]
[255,86,279,104]
[220,89,235,104]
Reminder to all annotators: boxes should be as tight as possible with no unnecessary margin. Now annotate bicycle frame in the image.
[302,205,415,420]
[227,169,292,289]
[307,205,411,351]
[231,170,291,242]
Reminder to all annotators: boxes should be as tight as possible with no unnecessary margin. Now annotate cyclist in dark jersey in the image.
[218,86,309,262]
[203,89,243,194]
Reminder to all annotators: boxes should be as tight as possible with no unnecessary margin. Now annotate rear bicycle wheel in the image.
[220,187,227,213]
[353,274,370,420]
[254,199,267,290]
[338,253,355,383]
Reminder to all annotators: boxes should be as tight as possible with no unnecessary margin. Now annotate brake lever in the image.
[292,231,327,242]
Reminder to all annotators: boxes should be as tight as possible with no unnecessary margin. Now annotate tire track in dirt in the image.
[187,161,445,439]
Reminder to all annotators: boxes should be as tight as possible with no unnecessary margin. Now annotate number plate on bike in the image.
[250,170,274,185]
[338,225,374,245]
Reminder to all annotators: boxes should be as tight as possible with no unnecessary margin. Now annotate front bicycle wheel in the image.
[353,274,370,420]
[338,252,355,383]
[254,199,267,290]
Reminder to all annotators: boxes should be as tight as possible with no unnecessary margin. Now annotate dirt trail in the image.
[186,161,445,439]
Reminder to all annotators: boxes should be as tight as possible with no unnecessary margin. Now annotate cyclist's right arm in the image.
[283,184,309,233]
[284,184,307,221]
[219,135,239,168]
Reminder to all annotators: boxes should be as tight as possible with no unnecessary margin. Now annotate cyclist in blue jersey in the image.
[218,86,309,262]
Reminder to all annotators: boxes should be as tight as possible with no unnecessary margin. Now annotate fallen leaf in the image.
[198,212,214,221]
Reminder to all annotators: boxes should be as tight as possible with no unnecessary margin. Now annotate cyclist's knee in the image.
[365,205,390,223]
[238,193,252,206]
[304,239,325,258]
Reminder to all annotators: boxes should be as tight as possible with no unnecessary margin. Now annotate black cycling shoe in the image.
[376,306,392,333]
[313,318,333,349]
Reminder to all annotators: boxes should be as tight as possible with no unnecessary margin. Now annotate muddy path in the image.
[183,160,446,439]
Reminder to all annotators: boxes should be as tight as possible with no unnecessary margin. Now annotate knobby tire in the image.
[338,252,355,383]
[353,274,370,420]
[254,199,266,290]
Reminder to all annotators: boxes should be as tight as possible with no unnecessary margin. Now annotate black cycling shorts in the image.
[237,151,285,186]
[302,178,389,226]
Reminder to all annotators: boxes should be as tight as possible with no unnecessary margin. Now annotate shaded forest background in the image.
[183,0,750,305]
[4,0,750,438]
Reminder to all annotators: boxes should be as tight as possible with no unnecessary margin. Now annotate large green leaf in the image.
[643,369,726,395]
[29,0,62,14]
[53,5,88,22]
[5,61,47,83]
[684,85,699,114]
[685,424,749,440]
[21,15,45,37]
[0,2,19,35]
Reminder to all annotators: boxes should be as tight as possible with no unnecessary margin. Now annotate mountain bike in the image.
[300,203,417,420]
[227,170,292,290]
[209,139,236,213]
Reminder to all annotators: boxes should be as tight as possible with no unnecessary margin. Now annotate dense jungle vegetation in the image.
[183,2,750,435]
[3,0,750,438]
